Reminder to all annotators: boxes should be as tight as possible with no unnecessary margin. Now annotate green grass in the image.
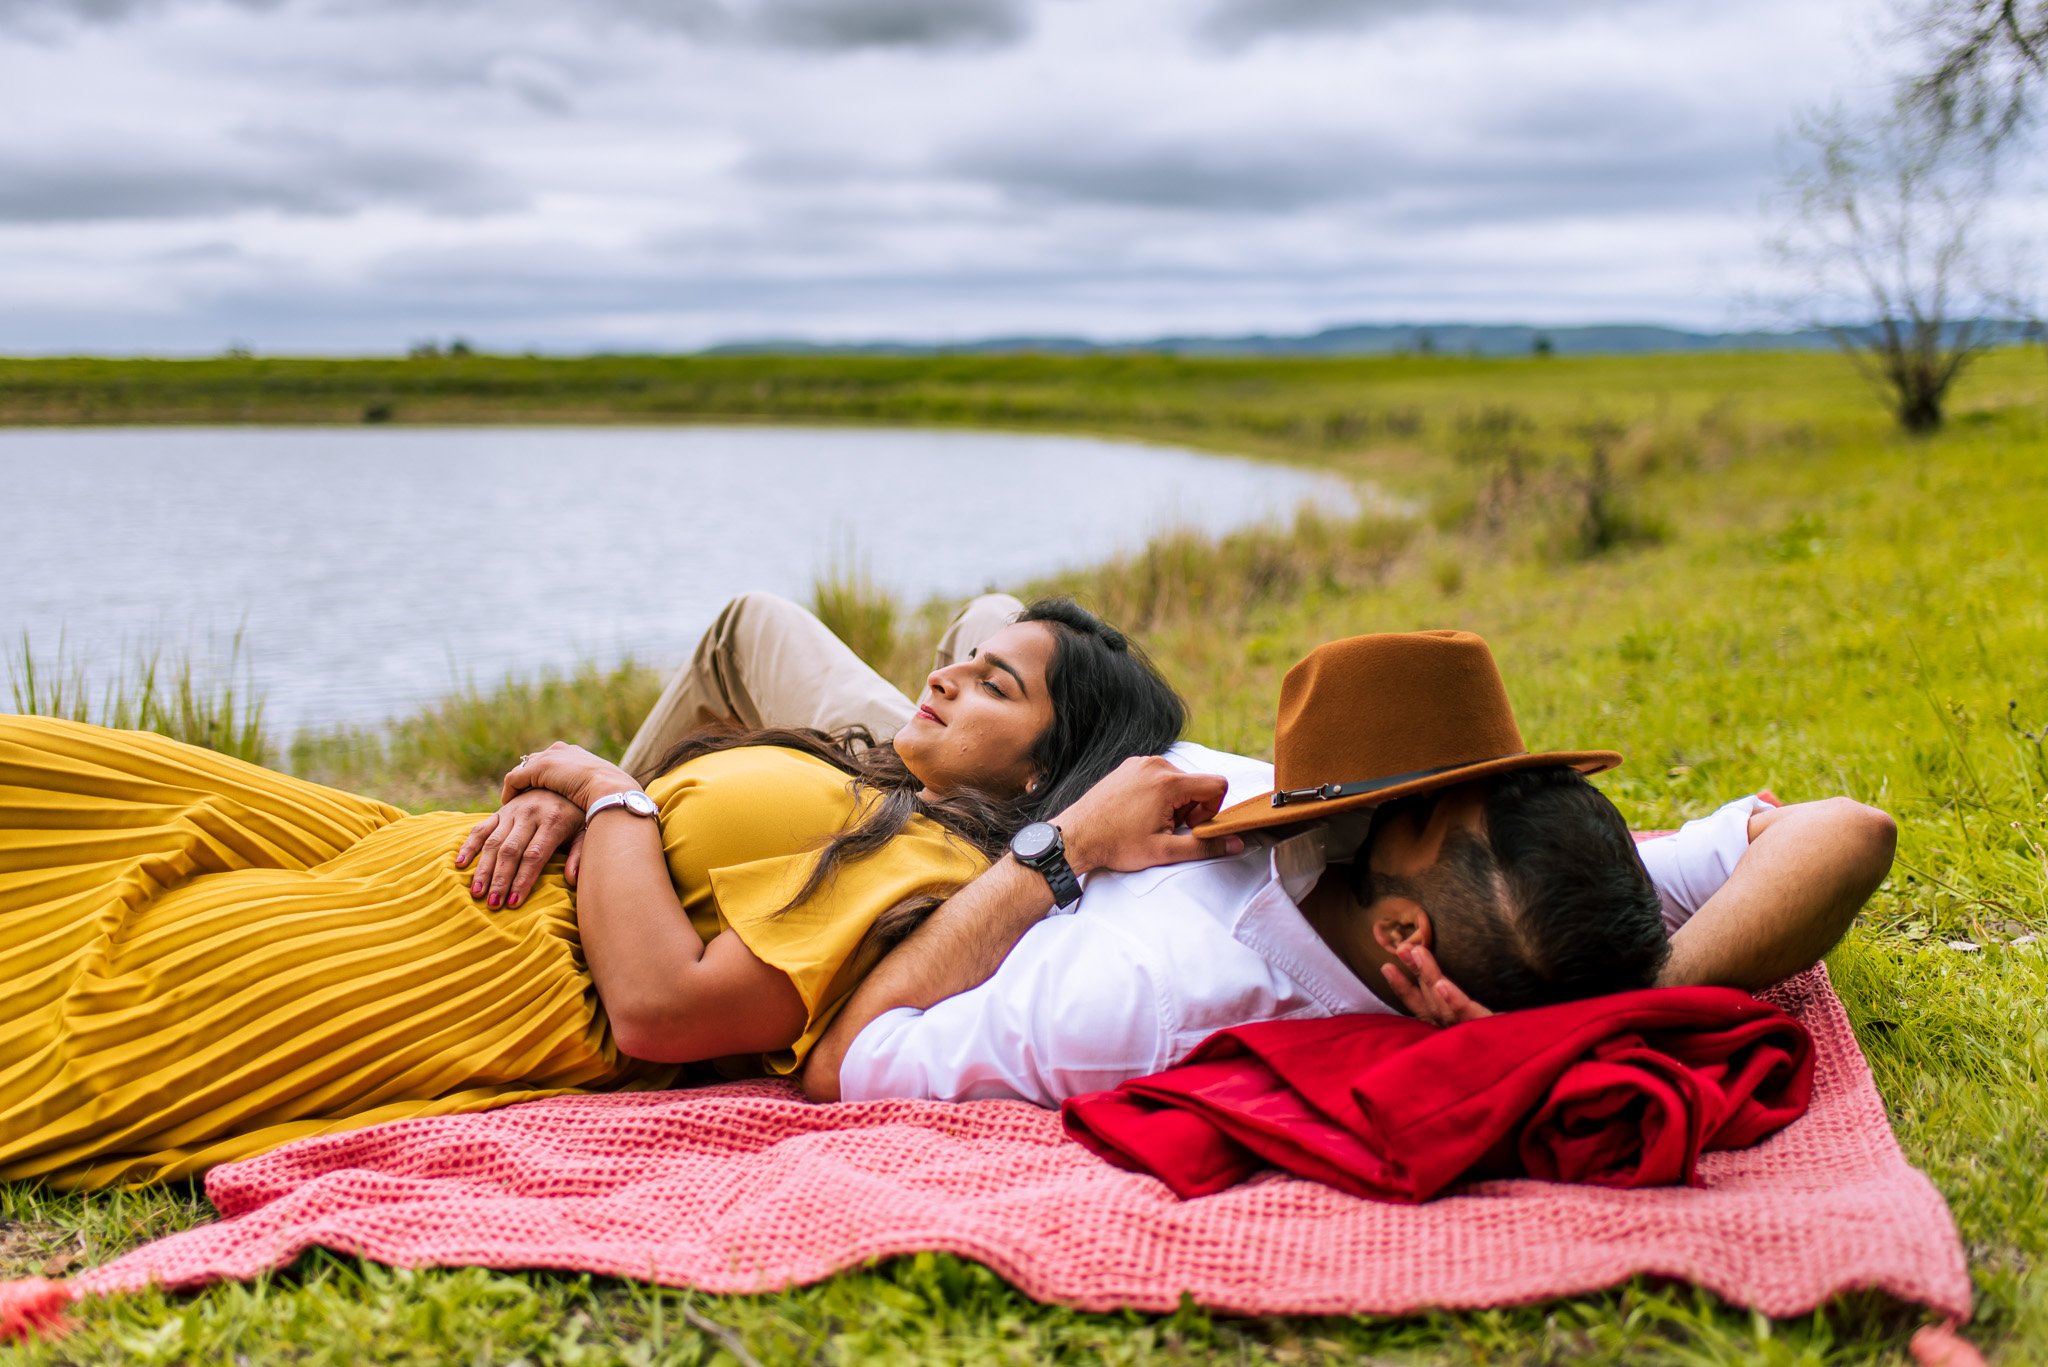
[3,346,2046,1363]
[8,633,268,767]
[285,659,664,810]
[809,538,901,672]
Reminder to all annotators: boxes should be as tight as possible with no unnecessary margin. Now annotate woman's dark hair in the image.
[649,597,1184,950]
[1010,597,1186,820]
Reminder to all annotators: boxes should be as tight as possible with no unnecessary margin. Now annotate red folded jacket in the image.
[1062,986,1813,1202]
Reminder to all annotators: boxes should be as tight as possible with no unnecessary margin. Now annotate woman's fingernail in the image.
[508,894,521,908]
[1225,837,1244,854]
[488,893,501,908]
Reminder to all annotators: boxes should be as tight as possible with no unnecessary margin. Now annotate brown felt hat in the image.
[1193,629,1621,839]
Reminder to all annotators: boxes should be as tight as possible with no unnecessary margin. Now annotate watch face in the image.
[622,790,658,817]
[1012,821,1058,861]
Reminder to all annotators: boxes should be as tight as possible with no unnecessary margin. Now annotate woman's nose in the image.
[925,667,955,697]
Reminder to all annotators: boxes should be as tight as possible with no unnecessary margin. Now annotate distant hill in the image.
[702,321,1854,358]
[703,319,2043,358]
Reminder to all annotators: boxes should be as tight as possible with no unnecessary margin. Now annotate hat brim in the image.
[1191,749,1623,840]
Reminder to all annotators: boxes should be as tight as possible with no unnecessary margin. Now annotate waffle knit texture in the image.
[48,964,1965,1322]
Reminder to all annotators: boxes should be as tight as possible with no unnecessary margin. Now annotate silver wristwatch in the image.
[585,789,659,822]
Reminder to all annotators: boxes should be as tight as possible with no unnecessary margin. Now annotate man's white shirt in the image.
[839,742,1767,1108]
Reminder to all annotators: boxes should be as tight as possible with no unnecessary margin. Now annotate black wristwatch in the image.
[1010,821,1082,909]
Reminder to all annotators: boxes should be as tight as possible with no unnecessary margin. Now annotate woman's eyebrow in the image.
[979,652,1030,698]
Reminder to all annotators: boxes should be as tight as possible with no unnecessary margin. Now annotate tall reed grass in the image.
[809,536,899,671]
[289,659,663,806]
[7,632,269,765]
[1035,505,1419,634]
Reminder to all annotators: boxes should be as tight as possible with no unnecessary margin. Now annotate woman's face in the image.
[894,621,1058,800]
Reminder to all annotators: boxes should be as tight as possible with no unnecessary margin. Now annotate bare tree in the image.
[1769,95,2016,433]
[1911,0,2047,141]
[1908,2,2047,370]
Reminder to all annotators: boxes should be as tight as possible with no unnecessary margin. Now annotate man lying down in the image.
[540,591,1897,1107]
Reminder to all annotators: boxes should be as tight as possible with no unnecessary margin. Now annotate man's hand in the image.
[1056,756,1244,875]
[455,789,588,909]
[1381,942,1493,1027]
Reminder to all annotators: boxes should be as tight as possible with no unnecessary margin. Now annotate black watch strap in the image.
[1011,822,1083,909]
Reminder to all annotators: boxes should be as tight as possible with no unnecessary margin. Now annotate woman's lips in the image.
[917,704,943,726]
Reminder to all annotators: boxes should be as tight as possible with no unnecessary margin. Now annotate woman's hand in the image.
[500,741,639,810]
[455,789,588,910]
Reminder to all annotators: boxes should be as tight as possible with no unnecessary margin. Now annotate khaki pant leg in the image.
[618,592,917,779]
[933,593,1027,669]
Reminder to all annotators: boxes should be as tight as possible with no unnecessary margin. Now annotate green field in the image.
[3,346,2045,1364]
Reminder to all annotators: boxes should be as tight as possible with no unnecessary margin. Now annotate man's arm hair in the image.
[1657,797,1897,991]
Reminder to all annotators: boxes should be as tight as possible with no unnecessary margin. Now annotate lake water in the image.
[2,426,1359,736]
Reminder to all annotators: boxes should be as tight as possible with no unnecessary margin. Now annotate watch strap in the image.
[585,789,656,821]
[1014,824,1083,909]
[1038,857,1082,910]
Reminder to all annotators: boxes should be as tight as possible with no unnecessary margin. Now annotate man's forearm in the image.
[799,754,1237,1102]
[1659,798,1897,992]
[801,855,1054,1101]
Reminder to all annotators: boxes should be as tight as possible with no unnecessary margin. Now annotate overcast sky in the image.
[0,0,1918,354]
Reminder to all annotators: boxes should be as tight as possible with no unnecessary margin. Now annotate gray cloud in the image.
[484,53,574,113]
[227,46,606,115]
[941,138,1374,212]
[594,0,1032,50]
[744,0,1028,51]
[941,102,1763,227]
[0,0,277,26]
[2,0,1030,50]
[0,128,520,224]
[1196,0,1640,46]
[1383,148,1759,227]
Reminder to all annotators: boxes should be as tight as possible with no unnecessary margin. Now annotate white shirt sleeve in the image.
[1636,794,1767,935]
[835,916,1170,1107]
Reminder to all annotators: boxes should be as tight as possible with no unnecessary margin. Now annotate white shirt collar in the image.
[1239,825,1387,1016]
[1254,808,1374,904]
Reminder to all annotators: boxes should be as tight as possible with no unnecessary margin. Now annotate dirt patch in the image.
[0,1220,86,1277]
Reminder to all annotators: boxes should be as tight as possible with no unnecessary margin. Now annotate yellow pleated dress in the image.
[0,715,986,1190]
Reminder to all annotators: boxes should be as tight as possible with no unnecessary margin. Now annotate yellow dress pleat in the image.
[0,715,671,1190]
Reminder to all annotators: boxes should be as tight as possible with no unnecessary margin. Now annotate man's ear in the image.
[1369,898,1434,956]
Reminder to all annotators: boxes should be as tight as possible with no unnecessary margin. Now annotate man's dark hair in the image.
[1359,766,1668,1011]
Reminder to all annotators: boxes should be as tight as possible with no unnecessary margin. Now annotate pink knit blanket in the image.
[63,965,1966,1321]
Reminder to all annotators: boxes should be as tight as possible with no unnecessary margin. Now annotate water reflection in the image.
[4,425,1362,735]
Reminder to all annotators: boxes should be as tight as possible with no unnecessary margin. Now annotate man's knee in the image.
[713,591,813,649]
[936,592,1027,668]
